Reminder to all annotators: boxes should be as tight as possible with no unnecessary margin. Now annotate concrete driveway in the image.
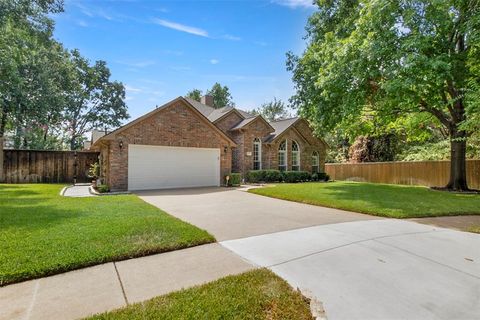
[137,187,377,241]
[139,187,480,320]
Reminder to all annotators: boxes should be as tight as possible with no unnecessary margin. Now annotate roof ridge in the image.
[269,116,299,123]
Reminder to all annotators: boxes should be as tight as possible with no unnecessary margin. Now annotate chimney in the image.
[201,95,214,107]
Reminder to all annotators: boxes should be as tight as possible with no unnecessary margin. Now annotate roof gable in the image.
[93,97,236,147]
[229,115,275,132]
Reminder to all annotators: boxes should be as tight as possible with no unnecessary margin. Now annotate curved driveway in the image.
[137,187,480,320]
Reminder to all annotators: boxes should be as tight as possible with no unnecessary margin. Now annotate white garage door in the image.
[128,144,220,190]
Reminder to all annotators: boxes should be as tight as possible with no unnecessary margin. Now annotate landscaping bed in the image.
[0,184,214,286]
[249,181,480,219]
[87,269,313,320]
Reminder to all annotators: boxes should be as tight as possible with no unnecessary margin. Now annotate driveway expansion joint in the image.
[373,238,480,280]
[264,229,444,268]
[113,262,129,306]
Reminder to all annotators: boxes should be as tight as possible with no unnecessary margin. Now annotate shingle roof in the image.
[263,117,299,142]
[183,98,255,122]
[230,116,259,130]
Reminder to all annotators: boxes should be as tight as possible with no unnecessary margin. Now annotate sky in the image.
[52,0,316,120]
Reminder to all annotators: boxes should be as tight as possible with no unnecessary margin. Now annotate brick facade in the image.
[94,97,326,190]
[100,100,233,190]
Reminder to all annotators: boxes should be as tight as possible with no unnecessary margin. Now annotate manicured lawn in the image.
[88,269,313,320]
[249,181,480,219]
[0,184,214,286]
[468,226,480,234]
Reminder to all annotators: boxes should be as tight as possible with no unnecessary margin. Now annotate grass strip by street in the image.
[87,269,313,320]
[0,184,214,286]
[249,181,480,219]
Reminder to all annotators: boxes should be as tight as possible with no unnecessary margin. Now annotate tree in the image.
[287,0,480,191]
[62,50,129,150]
[252,98,291,121]
[186,89,202,102]
[0,0,67,148]
[206,83,235,108]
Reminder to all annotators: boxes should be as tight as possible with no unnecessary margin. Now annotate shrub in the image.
[246,170,283,183]
[96,184,110,193]
[246,170,264,183]
[227,173,242,186]
[88,162,100,179]
[282,171,311,183]
[263,169,283,182]
[311,172,330,182]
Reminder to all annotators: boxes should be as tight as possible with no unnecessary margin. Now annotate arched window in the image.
[278,140,287,171]
[312,151,319,173]
[291,141,300,171]
[253,138,262,170]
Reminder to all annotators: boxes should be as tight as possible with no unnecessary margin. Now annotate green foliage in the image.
[250,181,480,219]
[287,0,480,187]
[349,134,399,163]
[0,184,214,285]
[0,0,128,150]
[88,162,100,179]
[185,89,202,102]
[246,170,284,183]
[312,172,329,182]
[96,184,110,193]
[206,82,235,108]
[88,269,313,320]
[251,98,291,121]
[226,173,241,186]
[282,171,311,183]
[62,50,129,150]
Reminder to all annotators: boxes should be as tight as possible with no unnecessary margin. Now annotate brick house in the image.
[91,95,326,191]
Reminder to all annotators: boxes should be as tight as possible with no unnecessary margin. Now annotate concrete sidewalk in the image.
[0,244,254,320]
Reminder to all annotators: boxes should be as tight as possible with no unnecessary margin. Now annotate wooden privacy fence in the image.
[2,149,99,183]
[325,160,480,190]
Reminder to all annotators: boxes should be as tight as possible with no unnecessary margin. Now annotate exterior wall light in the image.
[119,140,123,149]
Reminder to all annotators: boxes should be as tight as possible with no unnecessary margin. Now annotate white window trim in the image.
[312,151,319,172]
[278,139,287,171]
[292,140,300,171]
[253,138,262,170]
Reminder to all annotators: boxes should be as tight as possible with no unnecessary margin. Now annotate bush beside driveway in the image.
[249,181,480,218]
[0,184,214,286]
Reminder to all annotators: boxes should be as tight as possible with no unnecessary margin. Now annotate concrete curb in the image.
[59,186,70,196]
[88,186,131,196]
[299,288,328,320]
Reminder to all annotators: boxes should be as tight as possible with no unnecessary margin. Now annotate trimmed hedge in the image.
[246,170,283,183]
[282,171,311,183]
[311,172,330,182]
[246,170,325,183]
[227,173,242,186]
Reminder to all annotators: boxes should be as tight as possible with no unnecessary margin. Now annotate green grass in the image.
[468,226,480,233]
[87,269,313,320]
[0,184,214,286]
[249,181,480,219]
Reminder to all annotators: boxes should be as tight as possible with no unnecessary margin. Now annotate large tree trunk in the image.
[446,129,469,191]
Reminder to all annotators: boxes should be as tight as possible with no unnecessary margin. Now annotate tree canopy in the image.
[252,98,291,121]
[287,0,480,190]
[0,0,128,150]
[206,83,235,108]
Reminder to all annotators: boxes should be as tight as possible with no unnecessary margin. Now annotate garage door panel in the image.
[128,145,220,190]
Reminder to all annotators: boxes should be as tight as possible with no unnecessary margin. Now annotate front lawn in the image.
[0,184,214,286]
[87,269,313,320]
[249,181,480,219]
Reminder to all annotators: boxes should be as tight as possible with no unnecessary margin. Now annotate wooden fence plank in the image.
[325,160,480,190]
[2,150,99,184]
